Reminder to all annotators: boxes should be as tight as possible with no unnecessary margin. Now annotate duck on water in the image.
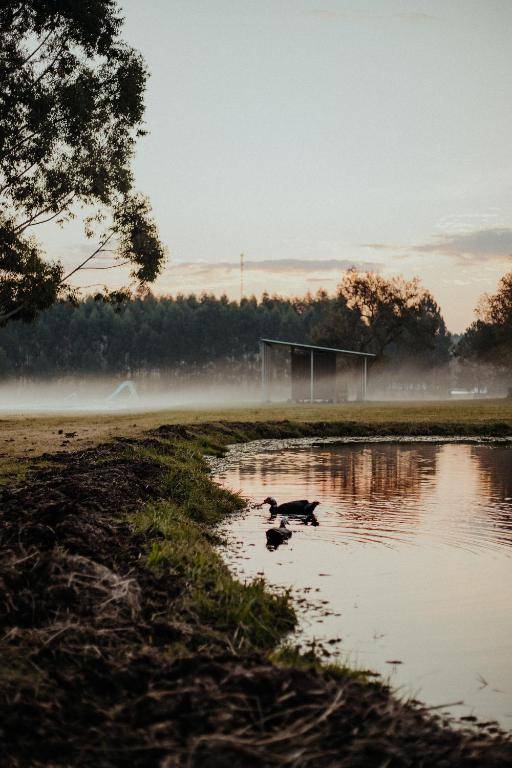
[262,497,320,525]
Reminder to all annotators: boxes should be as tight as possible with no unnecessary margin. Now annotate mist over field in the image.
[0,376,265,414]
[0,278,505,416]
[0,361,500,416]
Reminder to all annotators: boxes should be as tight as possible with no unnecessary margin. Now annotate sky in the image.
[41,0,512,332]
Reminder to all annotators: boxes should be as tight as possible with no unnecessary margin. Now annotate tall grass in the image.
[128,439,296,652]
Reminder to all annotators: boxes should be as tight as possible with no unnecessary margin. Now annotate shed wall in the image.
[290,348,337,401]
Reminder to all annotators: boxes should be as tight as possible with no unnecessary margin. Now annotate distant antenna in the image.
[240,252,244,301]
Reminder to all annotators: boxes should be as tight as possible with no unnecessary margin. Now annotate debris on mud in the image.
[0,425,511,767]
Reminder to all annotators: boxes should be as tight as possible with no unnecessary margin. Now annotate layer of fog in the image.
[0,377,266,414]
[0,364,503,415]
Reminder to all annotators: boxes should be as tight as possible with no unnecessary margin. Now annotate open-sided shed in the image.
[260,338,375,402]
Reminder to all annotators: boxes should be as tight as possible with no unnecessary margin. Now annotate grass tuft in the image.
[128,439,296,652]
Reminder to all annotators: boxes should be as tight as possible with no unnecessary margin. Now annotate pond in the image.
[214,440,512,728]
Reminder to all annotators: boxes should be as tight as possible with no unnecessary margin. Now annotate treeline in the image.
[0,271,452,379]
[457,272,512,372]
[0,294,313,376]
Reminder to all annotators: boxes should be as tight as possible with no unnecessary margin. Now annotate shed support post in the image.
[310,349,314,403]
[260,341,267,402]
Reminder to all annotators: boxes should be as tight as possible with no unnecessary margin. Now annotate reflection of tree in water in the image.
[235,444,440,504]
[332,444,439,503]
[470,446,512,506]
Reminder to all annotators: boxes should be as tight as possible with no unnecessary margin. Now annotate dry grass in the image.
[1,398,511,460]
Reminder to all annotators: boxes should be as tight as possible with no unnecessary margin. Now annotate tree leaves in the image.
[0,1,165,324]
[0,224,62,322]
[0,283,451,377]
[458,272,512,369]
[312,270,450,362]
[113,194,165,284]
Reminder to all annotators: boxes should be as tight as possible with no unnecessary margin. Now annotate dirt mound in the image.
[1,435,511,767]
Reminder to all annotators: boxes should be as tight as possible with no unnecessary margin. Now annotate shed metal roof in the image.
[260,338,375,358]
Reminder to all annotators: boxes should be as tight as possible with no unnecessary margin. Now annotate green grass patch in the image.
[125,438,242,524]
[0,456,52,486]
[0,458,27,486]
[127,439,296,652]
[270,642,383,687]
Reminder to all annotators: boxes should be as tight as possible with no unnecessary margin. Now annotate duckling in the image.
[265,517,292,549]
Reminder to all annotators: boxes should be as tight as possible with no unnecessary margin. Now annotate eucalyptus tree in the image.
[312,270,450,364]
[0,0,165,323]
[458,272,512,370]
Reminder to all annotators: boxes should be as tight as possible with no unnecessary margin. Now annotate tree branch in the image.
[13,192,75,233]
[0,233,116,325]
[31,36,68,89]
[80,260,130,270]
[0,304,29,324]
[0,116,67,164]
[19,29,55,68]
[0,129,39,163]
[61,232,115,283]
[0,158,40,196]
[22,198,75,229]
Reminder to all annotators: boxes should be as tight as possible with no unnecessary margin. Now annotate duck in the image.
[266,517,292,549]
[263,497,320,525]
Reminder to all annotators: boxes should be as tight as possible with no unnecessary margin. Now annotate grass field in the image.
[1,398,511,459]
[4,420,511,764]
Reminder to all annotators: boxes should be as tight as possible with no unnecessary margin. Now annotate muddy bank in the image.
[1,421,511,767]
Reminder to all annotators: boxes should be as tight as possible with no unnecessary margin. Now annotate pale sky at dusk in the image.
[40,0,512,332]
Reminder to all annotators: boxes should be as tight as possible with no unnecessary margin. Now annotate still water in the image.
[215,440,512,727]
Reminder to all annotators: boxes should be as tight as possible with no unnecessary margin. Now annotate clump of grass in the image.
[0,457,51,487]
[270,642,383,686]
[132,503,295,651]
[128,440,296,652]
[0,458,27,486]
[125,438,243,524]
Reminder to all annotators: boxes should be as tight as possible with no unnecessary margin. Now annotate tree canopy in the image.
[312,270,450,363]
[458,272,512,370]
[0,0,165,323]
[0,274,452,379]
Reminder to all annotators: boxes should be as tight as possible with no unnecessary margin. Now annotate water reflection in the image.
[237,443,439,504]
[328,444,438,501]
[471,445,512,520]
[216,442,512,727]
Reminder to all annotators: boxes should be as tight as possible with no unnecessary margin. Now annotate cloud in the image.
[169,258,381,275]
[434,211,502,234]
[152,258,383,300]
[306,9,436,24]
[364,228,512,265]
[62,253,383,297]
[412,228,512,263]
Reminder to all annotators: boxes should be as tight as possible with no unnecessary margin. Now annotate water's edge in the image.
[211,434,512,729]
[209,433,512,474]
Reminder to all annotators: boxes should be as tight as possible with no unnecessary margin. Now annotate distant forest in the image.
[0,272,452,381]
[3,265,510,393]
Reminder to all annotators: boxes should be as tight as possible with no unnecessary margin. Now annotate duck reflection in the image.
[230,444,441,543]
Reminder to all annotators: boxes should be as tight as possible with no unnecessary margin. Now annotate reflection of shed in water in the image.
[260,339,375,402]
